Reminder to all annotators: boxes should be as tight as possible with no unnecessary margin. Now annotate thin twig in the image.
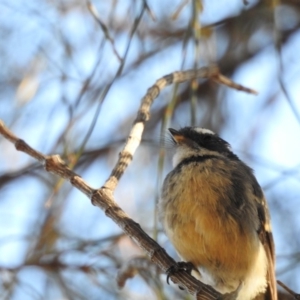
[143,0,156,21]
[277,280,300,299]
[117,256,159,288]
[87,1,122,62]
[273,3,300,127]
[79,2,146,156]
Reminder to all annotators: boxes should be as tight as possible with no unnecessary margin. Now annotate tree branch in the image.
[0,66,257,300]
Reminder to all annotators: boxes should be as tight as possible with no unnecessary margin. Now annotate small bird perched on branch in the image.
[159,127,277,300]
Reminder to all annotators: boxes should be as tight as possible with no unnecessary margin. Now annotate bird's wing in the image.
[256,196,277,300]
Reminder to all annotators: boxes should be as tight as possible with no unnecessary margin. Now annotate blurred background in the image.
[0,0,300,299]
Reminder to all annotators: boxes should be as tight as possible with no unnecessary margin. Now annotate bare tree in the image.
[0,1,299,299]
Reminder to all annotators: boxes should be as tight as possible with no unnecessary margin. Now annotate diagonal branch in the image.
[0,66,257,300]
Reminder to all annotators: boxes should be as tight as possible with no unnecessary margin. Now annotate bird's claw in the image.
[166,261,197,286]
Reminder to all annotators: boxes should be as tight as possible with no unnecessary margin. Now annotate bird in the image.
[158,127,277,300]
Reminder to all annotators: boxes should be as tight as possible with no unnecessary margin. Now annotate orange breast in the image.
[163,164,259,279]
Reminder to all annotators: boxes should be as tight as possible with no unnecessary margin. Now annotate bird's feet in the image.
[166,261,197,289]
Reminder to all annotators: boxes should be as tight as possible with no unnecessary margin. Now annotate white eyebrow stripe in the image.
[193,128,215,135]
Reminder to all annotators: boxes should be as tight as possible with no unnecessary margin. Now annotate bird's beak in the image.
[168,128,187,144]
